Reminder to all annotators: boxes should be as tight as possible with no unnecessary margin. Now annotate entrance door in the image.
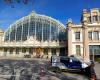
[89,45,100,61]
[51,49,56,55]
[60,48,65,56]
[36,48,42,58]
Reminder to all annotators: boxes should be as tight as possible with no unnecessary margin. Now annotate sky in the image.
[0,0,100,30]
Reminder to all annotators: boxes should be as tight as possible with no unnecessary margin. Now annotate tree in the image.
[3,0,34,8]
[4,0,29,4]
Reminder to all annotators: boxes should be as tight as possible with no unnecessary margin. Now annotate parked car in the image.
[50,55,89,72]
[50,55,97,79]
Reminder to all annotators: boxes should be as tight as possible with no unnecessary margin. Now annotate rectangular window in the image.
[93,31,99,40]
[76,45,81,56]
[87,17,91,23]
[75,32,80,41]
[93,16,98,22]
[89,45,100,56]
[88,31,92,40]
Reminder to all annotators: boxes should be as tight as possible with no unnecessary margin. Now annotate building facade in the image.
[1,8,100,61]
[0,11,66,58]
[67,8,100,62]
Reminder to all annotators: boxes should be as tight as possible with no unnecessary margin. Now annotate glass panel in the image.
[10,26,16,41]
[88,31,92,40]
[43,21,50,41]
[36,21,42,41]
[4,16,66,43]
[89,45,100,55]
[16,25,22,41]
[22,22,28,41]
[29,19,35,37]
[93,31,99,40]
[93,16,98,22]
[75,32,80,41]
[51,23,58,41]
[4,31,9,41]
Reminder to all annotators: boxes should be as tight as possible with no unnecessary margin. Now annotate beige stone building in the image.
[67,8,100,62]
[0,29,4,57]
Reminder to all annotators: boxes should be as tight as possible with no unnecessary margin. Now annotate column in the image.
[0,48,4,57]
[41,48,44,58]
[3,48,7,57]
[83,27,90,62]
[15,23,17,42]
[13,49,16,57]
[32,48,36,57]
[35,15,36,40]
[42,19,43,42]
[50,19,51,41]
[82,9,90,62]
[48,48,51,58]
[7,49,10,57]
[67,19,73,56]
[21,18,24,42]
[26,48,29,55]
[28,15,30,38]
[9,26,11,42]
[0,48,1,57]
[99,31,100,40]
[19,49,22,58]
[56,48,60,56]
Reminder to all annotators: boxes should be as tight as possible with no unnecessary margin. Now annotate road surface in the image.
[0,59,89,80]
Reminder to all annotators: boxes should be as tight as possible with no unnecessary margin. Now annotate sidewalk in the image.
[94,62,100,80]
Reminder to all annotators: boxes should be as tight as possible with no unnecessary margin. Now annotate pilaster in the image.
[67,19,73,56]
[7,49,10,57]
[13,49,16,57]
[82,9,90,62]
[48,48,51,58]
[0,48,4,57]
[56,49,60,56]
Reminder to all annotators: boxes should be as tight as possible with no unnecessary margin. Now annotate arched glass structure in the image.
[4,11,66,42]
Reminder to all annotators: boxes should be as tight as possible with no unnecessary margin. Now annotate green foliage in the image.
[3,0,35,8]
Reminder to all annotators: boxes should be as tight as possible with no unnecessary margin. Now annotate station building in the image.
[67,8,100,62]
[0,11,66,58]
[0,8,100,62]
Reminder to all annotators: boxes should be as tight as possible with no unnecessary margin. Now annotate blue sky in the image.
[0,0,100,30]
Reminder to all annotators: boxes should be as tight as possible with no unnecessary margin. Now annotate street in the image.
[0,59,89,80]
